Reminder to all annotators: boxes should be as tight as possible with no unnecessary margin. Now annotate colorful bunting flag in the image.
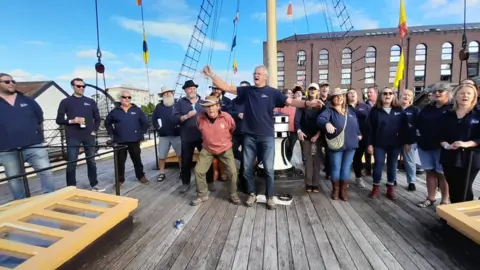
[233,11,239,24]
[398,0,408,40]
[142,31,148,65]
[233,59,238,74]
[136,0,142,6]
[231,35,236,51]
[286,1,293,17]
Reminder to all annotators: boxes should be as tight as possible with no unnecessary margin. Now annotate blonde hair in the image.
[452,84,478,111]
[400,89,415,106]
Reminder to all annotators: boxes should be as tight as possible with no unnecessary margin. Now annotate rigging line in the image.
[225,0,240,83]
[459,0,467,82]
[140,3,151,92]
[301,0,311,34]
[320,0,341,77]
[202,0,223,94]
[326,0,350,82]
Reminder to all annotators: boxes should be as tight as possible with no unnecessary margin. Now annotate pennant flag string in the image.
[137,0,150,91]
[225,0,241,83]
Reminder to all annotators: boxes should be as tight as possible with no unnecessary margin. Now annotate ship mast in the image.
[266,0,278,88]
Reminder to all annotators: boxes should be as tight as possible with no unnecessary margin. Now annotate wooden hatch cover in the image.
[437,201,480,244]
[0,186,138,269]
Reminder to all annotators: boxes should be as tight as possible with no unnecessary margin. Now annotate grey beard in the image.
[163,97,174,107]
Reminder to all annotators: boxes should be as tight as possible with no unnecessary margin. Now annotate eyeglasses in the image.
[432,90,445,94]
[0,80,16,84]
[74,85,86,89]
[121,96,132,99]
[382,92,394,96]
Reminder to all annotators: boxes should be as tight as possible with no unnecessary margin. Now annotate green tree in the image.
[141,102,156,115]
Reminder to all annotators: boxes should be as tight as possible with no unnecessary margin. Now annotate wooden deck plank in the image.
[199,203,239,270]
[285,199,310,270]
[231,205,256,270]
[275,206,294,270]
[293,196,325,270]
[262,208,278,270]
[318,181,399,270]
[247,204,266,270]
[216,206,247,270]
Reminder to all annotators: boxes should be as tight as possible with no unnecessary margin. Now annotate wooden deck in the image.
[0,146,479,270]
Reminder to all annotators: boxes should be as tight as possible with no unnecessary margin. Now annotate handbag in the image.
[326,109,348,150]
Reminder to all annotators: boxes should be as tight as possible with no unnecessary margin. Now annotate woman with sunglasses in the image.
[317,88,361,201]
[416,82,452,207]
[347,88,370,188]
[365,87,413,200]
[439,83,480,203]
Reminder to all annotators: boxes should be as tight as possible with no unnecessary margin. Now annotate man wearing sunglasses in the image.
[0,73,55,199]
[56,78,104,191]
[105,90,150,187]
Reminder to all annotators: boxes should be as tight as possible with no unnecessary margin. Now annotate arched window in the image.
[341,48,352,65]
[441,43,453,60]
[297,50,306,66]
[365,46,376,64]
[319,49,328,65]
[467,41,479,77]
[277,52,284,67]
[415,44,427,61]
[296,70,306,85]
[390,45,401,62]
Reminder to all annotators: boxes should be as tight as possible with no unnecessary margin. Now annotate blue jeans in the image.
[402,144,416,183]
[66,136,98,187]
[243,134,275,197]
[373,147,401,185]
[0,144,55,200]
[328,149,355,182]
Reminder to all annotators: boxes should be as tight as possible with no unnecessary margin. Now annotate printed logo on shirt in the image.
[131,112,136,115]
[406,112,412,115]
[220,123,225,129]
[349,114,354,117]
[471,119,479,124]
[20,103,28,107]
[261,94,268,98]
[394,112,401,116]
[358,108,364,111]
[84,102,91,106]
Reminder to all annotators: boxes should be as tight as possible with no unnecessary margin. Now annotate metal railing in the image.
[0,144,127,199]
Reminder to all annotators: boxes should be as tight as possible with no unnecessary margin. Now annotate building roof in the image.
[281,23,480,42]
[108,85,149,92]
[15,81,69,99]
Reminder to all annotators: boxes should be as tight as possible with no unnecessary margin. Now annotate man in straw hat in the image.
[152,86,182,182]
[191,95,241,206]
[201,64,323,210]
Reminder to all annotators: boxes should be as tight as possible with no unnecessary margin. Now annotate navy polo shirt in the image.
[236,85,287,136]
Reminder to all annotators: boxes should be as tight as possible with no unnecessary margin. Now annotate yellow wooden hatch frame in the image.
[0,186,138,269]
[436,201,480,244]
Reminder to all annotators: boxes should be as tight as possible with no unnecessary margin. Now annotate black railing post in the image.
[16,148,31,198]
[113,145,121,196]
[153,129,159,170]
[60,127,66,160]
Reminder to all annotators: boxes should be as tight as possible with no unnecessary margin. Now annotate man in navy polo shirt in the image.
[0,73,55,200]
[56,78,104,191]
[105,90,150,187]
[202,65,322,209]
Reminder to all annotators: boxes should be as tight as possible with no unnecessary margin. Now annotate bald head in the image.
[119,90,132,106]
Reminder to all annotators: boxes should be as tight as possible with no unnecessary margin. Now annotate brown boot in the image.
[339,181,348,201]
[331,181,340,200]
[139,176,149,184]
[386,184,396,200]
[369,185,380,198]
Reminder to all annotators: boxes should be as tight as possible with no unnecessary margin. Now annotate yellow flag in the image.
[393,50,404,89]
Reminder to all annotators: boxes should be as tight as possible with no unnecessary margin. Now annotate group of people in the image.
[0,73,151,200]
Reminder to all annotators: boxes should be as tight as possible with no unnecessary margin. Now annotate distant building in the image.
[265,23,480,94]
[15,81,69,147]
[94,85,160,116]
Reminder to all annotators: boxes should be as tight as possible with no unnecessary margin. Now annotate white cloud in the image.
[76,49,117,59]
[252,39,263,44]
[56,67,116,81]
[252,0,325,21]
[115,17,228,51]
[24,40,49,46]
[421,0,480,21]
[8,69,47,81]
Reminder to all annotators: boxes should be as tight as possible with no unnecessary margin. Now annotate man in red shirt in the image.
[191,95,241,206]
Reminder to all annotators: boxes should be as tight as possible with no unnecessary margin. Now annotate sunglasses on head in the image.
[74,85,85,89]
[121,96,132,99]
[0,80,16,84]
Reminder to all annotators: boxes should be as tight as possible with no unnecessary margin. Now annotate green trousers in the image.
[194,148,238,197]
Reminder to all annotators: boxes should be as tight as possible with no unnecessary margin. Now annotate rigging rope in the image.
[139,2,151,92]
[301,0,311,34]
[286,2,303,88]
[202,0,224,96]
[458,0,468,82]
[225,0,240,84]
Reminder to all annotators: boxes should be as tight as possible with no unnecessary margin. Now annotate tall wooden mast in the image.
[266,0,278,88]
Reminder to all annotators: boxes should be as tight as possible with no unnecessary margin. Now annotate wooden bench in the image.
[0,187,138,269]
[437,201,480,244]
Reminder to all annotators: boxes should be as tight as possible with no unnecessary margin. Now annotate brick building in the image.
[264,23,480,93]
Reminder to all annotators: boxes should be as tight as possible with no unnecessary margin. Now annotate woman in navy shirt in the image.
[398,89,419,191]
[347,88,370,188]
[317,88,361,201]
[365,87,412,200]
[439,84,480,203]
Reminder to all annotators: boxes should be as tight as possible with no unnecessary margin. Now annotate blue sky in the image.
[0,0,475,96]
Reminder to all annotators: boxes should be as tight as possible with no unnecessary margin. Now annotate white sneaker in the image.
[355,178,366,188]
[92,184,106,192]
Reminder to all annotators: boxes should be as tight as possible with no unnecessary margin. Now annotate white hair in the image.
[117,90,132,100]
[254,65,268,76]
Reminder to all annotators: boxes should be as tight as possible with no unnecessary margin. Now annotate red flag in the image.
[398,0,408,39]
[286,2,293,17]
[136,0,142,6]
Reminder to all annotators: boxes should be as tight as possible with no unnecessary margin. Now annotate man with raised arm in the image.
[202,65,323,209]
